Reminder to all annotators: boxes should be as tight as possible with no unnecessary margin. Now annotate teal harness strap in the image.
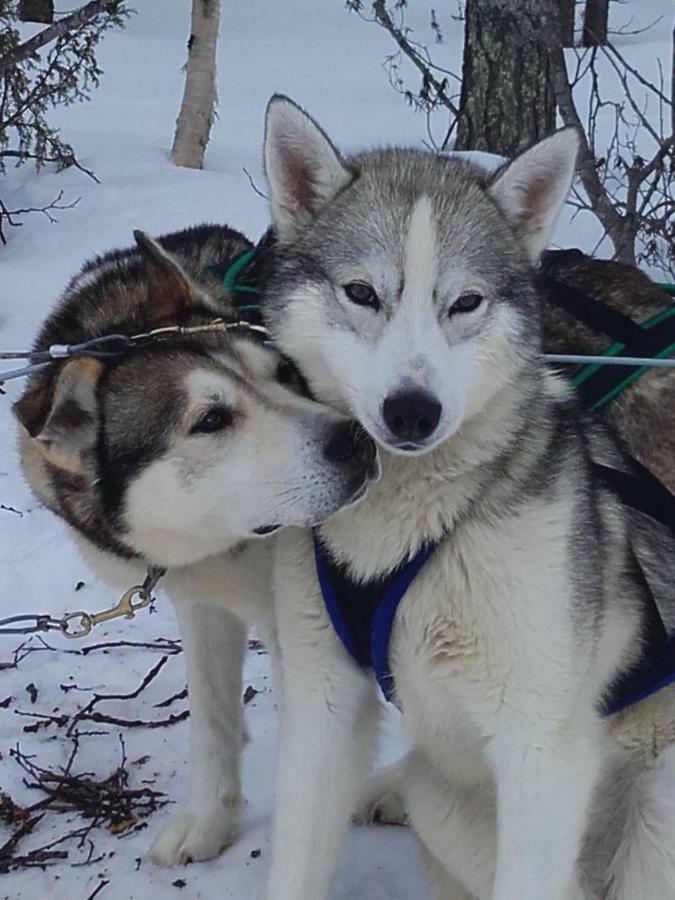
[221,249,259,295]
[571,304,675,411]
[205,249,263,318]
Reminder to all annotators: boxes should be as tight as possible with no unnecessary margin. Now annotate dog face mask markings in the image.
[263,101,573,455]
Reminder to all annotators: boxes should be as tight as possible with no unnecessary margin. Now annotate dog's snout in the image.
[382,390,442,443]
[324,421,375,465]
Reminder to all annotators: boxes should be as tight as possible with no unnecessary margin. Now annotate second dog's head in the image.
[14,230,378,568]
[263,96,578,456]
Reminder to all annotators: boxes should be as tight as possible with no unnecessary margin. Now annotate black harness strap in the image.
[574,312,675,410]
[540,250,675,412]
[592,462,675,715]
[540,272,646,346]
[593,461,675,539]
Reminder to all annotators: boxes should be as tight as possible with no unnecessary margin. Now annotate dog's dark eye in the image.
[343,281,379,309]
[451,292,483,314]
[190,406,233,435]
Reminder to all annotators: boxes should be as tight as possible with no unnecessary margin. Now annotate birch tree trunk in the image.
[456,0,556,157]
[171,0,219,170]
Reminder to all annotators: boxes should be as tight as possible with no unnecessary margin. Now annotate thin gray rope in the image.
[4,347,675,384]
[543,354,675,368]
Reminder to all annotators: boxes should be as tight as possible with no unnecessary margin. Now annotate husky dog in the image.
[260,97,675,899]
[13,224,378,866]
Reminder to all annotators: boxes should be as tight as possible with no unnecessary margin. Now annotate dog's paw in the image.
[148,805,241,866]
[353,772,408,827]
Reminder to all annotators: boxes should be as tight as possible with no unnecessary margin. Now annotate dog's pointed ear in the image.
[14,357,103,481]
[264,95,353,239]
[134,229,198,320]
[13,383,52,438]
[488,129,579,263]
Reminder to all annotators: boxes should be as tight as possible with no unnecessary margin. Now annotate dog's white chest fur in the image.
[322,477,593,778]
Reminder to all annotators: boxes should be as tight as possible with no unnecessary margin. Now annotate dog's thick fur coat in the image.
[261,97,675,900]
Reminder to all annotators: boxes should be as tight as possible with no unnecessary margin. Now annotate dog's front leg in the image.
[487,719,602,900]
[263,531,380,900]
[149,599,247,865]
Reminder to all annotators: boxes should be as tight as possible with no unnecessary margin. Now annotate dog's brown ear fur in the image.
[133,229,198,321]
[14,357,104,479]
[13,383,53,438]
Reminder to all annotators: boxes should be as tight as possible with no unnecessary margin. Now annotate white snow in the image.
[0,1,671,898]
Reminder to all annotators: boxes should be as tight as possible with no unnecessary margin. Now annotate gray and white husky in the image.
[260,97,675,899]
[13,223,378,866]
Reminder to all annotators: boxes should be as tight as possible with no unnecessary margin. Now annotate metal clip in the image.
[60,585,153,639]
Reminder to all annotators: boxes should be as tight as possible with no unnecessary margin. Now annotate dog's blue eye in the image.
[343,282,379,309]
[191,406,233,435]
[451,292,483,314]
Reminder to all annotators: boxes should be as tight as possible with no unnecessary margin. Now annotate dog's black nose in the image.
[324,421,376,465]
[382,389,442,442]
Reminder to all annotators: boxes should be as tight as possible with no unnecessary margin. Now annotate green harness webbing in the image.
[204,249,263,319]
[220,249,261,314]
[572,303,675,411]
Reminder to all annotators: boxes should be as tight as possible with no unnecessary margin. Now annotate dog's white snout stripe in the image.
[403,195,438,309]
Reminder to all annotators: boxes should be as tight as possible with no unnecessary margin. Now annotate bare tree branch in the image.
[544,29,628,256]
[0,1,123,76]
[0,191,80,245]
[601,38,672,108]
[0,149,100,182]
[371,0,460,119]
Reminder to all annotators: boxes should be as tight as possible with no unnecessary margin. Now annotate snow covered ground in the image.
[0,1,671,898]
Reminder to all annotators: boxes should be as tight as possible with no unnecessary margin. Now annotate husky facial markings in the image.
[374,196,445,451]
[262,97,675,900]
[14,223,378,867]
[120,350,375,568]
[264,118,553,458]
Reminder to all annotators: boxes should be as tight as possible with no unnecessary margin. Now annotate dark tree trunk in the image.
[19,0,54,23]
[456,0,556,157]
[559,0,575,47]
[582,0,609,46]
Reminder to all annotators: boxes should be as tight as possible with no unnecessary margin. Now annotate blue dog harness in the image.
[313,457,675,719]
[314,536,439,703]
